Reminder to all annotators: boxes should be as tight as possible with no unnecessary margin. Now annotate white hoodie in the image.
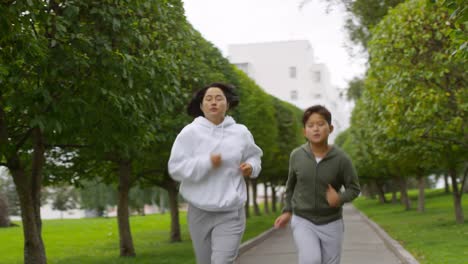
[168,116,263,211]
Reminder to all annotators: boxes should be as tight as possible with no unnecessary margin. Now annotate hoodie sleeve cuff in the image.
[338,193,347,206]
[245,158,261,178]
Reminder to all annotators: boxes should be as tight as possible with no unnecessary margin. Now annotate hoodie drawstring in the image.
[211,122,224,153]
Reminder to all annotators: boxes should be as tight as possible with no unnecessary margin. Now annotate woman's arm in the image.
[168,129,212,182]
[242,130,263,178]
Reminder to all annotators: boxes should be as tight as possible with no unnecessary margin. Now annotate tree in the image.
[1,0,191,262]
[0,192,10,227]
[0,167,20,216]
[269,99,303,212]
[235,68,279,217]
[301,0,405,53]
[79,179,116,217]
[367,0,467,222]
[50,185,78,219]
[346,77,365,101]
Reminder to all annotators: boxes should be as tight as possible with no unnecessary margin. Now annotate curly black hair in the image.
[187,83,240,117]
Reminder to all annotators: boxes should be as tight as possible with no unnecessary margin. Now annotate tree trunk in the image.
[397,176,411,210]
[10,128,47,264]
[444,174,450,193]
[0,192,10,227]
[375,181,387,204]
[417,174,425,213]
[159,191,166,214]
[463,167,468,193]
[245,179,250,218]
[360,184,372,198]
[279,189,285,211]
[263,183,270,214]
[391,190,398,204]
[251,178,260,216]
[117,160,135,257]
[139,207,145,216]
[271,184,277,213]
[368,182,378,199]
[391,180,398,204]
[167,182,181,242]
[449,168,464,224]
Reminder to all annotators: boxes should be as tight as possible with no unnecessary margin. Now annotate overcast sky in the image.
[182,0,367,88]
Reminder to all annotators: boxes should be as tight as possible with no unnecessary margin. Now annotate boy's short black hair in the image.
[302,105,332,127]
[187,82,240,117]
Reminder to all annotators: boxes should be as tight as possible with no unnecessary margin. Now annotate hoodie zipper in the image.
[315,159,319,210]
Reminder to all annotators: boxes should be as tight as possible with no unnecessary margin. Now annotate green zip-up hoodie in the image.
[283,143,360,225]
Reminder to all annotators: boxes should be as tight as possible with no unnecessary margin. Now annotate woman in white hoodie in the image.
[168,83,263,264]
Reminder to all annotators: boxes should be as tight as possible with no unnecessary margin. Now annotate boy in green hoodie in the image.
[274,105,360,264]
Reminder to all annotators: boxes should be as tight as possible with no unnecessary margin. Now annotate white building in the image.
[228,40,352,142]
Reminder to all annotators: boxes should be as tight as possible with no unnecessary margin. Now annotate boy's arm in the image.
[282,153,297,213]
[338,157,360,205]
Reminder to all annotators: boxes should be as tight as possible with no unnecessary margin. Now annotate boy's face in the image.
[303,113,333,145]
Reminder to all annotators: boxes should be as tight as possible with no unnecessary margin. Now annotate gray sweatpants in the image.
[291,214,344,264]
[188,204,246,264]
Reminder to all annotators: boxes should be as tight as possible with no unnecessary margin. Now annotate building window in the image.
[289,67,297,78]
[291,90,298,100]
[313,71,321,82]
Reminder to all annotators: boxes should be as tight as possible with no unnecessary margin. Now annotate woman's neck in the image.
[207,116,225,125]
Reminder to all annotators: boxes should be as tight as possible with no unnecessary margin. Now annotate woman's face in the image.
[201,87,228,124]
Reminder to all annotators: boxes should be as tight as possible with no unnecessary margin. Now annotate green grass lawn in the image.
[0,208,279,264]
[353,188,468,264]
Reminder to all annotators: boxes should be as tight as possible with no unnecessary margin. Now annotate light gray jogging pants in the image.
[188,204,246,264]
[291,214,344,264]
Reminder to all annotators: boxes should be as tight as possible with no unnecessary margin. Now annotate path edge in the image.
[351,204,420,264]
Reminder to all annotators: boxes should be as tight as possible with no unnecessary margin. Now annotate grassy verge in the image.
[0,208,279,264]
[353,188,468,264]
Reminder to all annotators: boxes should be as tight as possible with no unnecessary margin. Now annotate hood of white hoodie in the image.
[191,116,236,155]
[193,115,236,128]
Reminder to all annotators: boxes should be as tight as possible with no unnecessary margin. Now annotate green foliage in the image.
[50,185,79,213]
[342,0,467,191]
[342,0,405,50]
[128,186,161,215]
[317,0,405,51]
[434,0,468,60]
[79,180,116,217]
[0,0,191,181]
[269,98,304,185]
[0,168,20,215]
[345,77,364,101]
[235,68,279,182]
[367,0,467,170]
[334,128,349,148]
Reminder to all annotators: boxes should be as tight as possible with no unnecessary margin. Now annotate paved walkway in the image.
[236,204,419,264]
